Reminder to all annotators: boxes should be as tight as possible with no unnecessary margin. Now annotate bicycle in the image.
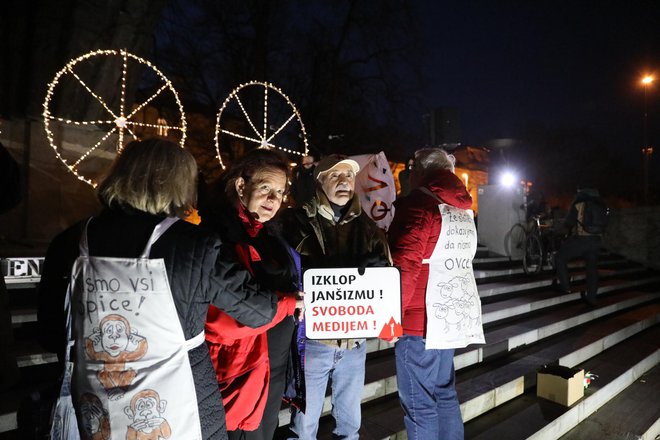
[522,215,561,274]
[507,215,561,275]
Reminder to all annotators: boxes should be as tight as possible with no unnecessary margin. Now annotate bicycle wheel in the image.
[506,223,527,260]
[523,233,543,275]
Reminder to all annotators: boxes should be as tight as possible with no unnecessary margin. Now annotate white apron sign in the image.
[303,267,402,340]
[423,204,485,349]
[65,217,204,439]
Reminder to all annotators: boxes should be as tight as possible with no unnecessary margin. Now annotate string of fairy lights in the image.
[43,52,308,185]
[42,49,186,187]
[214,80,309,170]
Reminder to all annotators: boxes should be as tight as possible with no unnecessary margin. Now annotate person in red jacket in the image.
[201,149,303,440]
[388,148,485,440]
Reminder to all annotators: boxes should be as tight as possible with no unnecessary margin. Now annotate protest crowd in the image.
[34,138,485,440]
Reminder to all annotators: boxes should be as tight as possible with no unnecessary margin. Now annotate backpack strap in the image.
[78,217,94,257]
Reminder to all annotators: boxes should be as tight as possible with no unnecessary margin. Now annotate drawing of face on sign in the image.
[84,314,148,400]
[432,300,467,333]
[437,279,458,299]
[101,316,129,356]
[124,389,172,439]
[79,393,110,440]
[432,303,449,320]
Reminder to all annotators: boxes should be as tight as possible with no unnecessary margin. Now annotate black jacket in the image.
[562,189,602,236]
[290,166,316,207]
[201,200,299,294]
[279,190,391,270]
[37,207,279,440]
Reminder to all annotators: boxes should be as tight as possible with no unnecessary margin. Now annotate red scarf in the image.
[236,201,263,262]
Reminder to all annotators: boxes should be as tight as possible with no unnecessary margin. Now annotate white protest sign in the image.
[424,204,485,349]
[351,152,397,231]
[303,266,402,340]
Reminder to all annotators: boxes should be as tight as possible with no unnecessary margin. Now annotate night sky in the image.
[414,1,660,152]
[151,1,659,200]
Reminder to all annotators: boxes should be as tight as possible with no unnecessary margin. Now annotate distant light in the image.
[461,172,469,188]
[642,75,654,85]
[500,171,516,187]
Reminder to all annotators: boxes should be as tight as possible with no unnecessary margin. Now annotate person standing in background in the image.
[290,155,316,207]
[554,186,607,305]
[397,156,414,197]
[0,141,21,391]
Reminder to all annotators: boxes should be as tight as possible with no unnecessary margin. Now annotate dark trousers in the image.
[555,235,601,300]
[228,316,295,440]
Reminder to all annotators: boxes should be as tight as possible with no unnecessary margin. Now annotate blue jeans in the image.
[291,339,366,439]
[395,335,463,440]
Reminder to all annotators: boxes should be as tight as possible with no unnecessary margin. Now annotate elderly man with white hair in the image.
[388,148,485,440]
[280,153,391,440]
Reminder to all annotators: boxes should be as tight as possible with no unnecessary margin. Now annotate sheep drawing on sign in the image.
[466,296,481,328]
[124,389,172,440]
[85,314,148,400]
[433,275,475,332]
[79,393,111,440]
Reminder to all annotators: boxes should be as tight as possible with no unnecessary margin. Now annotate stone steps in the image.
[276,309,660,439]
[463,326,660,440]
[11,259,643,375]
[274,282,660,433]
[473,257,631,279]
[558,363,660,440]
[3,251,658,439]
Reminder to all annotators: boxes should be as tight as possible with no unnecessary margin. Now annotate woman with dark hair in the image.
[38,138,279,440]
[201,148,302,440]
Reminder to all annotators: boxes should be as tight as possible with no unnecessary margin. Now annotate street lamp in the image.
[641,75,654,204]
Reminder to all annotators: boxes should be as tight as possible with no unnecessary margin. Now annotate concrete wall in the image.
[603,206,660,270]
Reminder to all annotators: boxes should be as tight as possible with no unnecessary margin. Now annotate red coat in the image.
[205,207,297,431]
[387,169,472,336]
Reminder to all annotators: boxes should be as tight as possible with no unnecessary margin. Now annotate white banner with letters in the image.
[424,204,485,349]
[303,267,402,340]
[351,152,396,231]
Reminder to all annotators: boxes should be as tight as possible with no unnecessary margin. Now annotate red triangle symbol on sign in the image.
[378,317,403,340]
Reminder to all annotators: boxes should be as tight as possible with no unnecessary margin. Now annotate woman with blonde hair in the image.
[38,138,279,440]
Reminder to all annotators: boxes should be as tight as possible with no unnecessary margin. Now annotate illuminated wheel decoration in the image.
[215,81,309,169]
[43,49,186,186]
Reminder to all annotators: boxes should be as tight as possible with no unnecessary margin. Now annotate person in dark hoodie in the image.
[388,148,484,440]
[554,186,606,305]
[290,154,316,207]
